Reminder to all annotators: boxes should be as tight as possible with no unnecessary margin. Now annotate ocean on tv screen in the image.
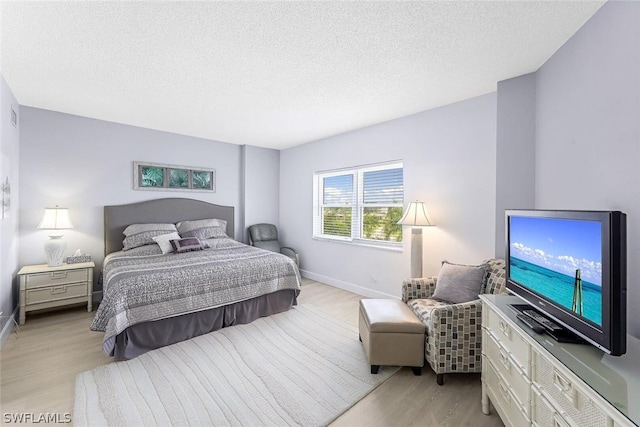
[510,256,602,326]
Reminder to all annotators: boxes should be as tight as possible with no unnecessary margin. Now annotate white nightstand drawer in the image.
[26,282,88,305]
[26,269,89,289]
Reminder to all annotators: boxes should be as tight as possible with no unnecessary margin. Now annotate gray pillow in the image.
[122,223,179,251]
[123,223,177,237]
[431,261,488,304]
[180,226,227,240]
[176,219,228,239]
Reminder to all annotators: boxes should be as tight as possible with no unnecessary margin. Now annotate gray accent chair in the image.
[248,224,299,267]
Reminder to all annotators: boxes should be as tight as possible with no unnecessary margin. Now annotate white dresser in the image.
[480,294,639,427]
[18,262,95,325]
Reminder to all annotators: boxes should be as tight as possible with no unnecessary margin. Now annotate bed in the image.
[91,198,301,360]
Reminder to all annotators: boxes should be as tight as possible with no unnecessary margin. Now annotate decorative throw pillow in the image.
[122,223,178,251]
[431,260,489,304]
[152,232,182,254]
[170,237,205,253]
[176,219,228,239]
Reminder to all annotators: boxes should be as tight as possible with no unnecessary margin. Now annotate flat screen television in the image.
[505,209,627,356]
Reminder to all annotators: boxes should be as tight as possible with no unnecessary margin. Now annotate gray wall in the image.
[534,1,640,337]
[0,75,20,343]
[242,145,280,242]
[280,93,497,298]
[494,73,536,258]
[18,107,265,293]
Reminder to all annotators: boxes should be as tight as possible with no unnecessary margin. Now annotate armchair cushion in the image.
[406,298,448,330]
[431,261,488,304]
[253,240,281,253]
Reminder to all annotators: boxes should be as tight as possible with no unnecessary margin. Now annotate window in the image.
[313,162,404,247]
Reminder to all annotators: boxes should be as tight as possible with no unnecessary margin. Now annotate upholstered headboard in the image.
[104,198,235,255]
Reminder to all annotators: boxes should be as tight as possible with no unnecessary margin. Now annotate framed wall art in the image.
[133,162,215,192]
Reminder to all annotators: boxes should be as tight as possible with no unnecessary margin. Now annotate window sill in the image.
[312,236,403,252]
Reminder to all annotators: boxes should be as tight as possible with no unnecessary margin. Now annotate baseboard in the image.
[300,269,398,299]
[0,306,19,347]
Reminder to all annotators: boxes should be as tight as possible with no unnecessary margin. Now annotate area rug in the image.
[74,304,398,426]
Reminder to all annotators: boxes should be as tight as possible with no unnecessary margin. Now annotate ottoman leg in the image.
[371,365,380,374]
[359,334,362,342]
[411,366,422,376]
[437,374,444,385]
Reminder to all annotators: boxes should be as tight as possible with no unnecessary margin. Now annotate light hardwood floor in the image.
[1,279,503,426]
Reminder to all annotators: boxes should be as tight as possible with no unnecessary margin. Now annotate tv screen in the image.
[506,209,626,356]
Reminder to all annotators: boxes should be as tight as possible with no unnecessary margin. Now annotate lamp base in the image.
[44,236,67,267]
[410,228,423,278]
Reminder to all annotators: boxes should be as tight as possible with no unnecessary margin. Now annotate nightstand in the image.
[18,262,95,325]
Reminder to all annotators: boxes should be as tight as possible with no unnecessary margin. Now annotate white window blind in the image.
[313,161,404,247]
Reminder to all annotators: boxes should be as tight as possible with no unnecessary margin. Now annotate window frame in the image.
[313,161,404,250]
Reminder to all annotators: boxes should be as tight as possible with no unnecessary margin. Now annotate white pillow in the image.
[152,232,182,254]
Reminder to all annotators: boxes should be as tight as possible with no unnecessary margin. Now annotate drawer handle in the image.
[553,370,578,408]
[498,320,511,338]
[51,286,67,294]
[51,271,68,279]
[499,350,511,373]
[498,381,511,402]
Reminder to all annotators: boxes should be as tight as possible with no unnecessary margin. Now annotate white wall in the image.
[535,1,640,337]
[0,75,20,343]
[18,107,246,292]
[242,145,280,242]
[280,93,497,298]
[495,73,536,257]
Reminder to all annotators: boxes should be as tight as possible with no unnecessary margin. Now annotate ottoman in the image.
[359,298,425,375]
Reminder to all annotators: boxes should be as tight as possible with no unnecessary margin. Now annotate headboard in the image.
[104,198,235,255]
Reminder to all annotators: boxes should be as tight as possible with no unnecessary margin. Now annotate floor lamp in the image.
[398,201,434,278]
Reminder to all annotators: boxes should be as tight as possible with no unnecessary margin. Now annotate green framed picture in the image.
[134,162,216,192]
[192,170,213,190]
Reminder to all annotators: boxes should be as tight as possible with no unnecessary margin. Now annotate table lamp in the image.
[37,207,74,267]
[398,201,434,278]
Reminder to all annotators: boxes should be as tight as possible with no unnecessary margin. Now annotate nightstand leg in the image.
[87,298,92,312]
[19,309,25,325]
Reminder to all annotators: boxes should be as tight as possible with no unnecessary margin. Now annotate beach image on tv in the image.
[509,216,602,326]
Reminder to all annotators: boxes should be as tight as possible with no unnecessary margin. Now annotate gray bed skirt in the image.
[113,289,298,360]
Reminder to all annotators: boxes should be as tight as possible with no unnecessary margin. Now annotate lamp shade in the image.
[397,201,434,226]
[37,207,74,230]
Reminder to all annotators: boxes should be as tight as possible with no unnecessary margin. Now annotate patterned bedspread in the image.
[91,238,301,355]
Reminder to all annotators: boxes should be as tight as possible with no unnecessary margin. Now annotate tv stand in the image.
[509,304,586,344]
[482,295,638,427]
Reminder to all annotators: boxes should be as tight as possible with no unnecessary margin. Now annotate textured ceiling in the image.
[0,1,604,149]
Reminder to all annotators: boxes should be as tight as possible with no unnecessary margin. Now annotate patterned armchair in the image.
[401,259,506,385]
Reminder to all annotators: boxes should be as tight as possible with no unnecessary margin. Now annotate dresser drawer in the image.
[485,306,530,374]
[485,331,531,414]
[486,359,531,427]
[532,386,576,427]
[26,282,88,305]
[25,268,89,289]
[532,349,609,426]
